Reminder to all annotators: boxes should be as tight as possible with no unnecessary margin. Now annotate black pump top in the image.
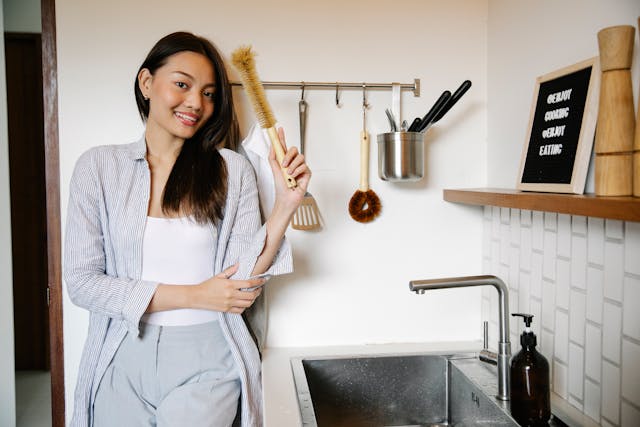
[512,313,537,347]
[512,312,534,327]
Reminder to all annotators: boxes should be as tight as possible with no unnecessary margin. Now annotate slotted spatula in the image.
[291,97,321,230]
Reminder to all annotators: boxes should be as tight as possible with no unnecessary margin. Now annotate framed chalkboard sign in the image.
[517,57,600,194]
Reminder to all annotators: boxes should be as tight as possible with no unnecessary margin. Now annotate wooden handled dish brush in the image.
[231,46,297,189]
[349,102,381,223]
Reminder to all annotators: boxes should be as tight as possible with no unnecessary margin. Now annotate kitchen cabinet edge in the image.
[443,188,640,222]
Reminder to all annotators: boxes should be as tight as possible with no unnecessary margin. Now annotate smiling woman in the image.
[134,33,235,223]
[63,32,311,427]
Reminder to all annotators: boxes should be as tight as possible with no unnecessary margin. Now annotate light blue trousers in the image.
[93,321,241,427]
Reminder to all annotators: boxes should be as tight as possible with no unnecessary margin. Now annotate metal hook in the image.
[362,83,369,130]
[300,82,305,101]
[362,83,369,110]
[335,83,342,108]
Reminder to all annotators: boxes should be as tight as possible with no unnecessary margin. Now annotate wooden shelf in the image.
[443,188,640,222]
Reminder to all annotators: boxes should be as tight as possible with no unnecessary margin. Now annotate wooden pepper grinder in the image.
[635,17,640,197]
[595,25,636,196]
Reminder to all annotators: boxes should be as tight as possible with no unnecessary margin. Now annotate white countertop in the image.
[261,340,481,426]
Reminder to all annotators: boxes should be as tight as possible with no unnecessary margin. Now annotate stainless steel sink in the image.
[290,353,520,427]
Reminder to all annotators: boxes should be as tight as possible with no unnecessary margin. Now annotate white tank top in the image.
[140,216,219,326]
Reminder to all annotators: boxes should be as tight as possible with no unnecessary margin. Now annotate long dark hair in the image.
[135,32,240,224]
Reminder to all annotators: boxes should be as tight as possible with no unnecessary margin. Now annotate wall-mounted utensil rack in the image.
[231,78,421,97]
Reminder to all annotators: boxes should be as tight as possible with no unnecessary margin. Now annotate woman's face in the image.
[138,51,216,142]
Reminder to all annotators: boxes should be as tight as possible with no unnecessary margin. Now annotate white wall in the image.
[56,0,488,418]
[2,0,40,32]
[487,0,640,188]
[0,0,17,425]
[486,1,640,426]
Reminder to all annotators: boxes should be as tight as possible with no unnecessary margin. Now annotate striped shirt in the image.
[64,136,292,426]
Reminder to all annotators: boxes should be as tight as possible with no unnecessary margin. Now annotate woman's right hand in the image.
[193,264,265,314]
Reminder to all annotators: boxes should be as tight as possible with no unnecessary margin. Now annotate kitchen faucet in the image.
[409,275,511,401]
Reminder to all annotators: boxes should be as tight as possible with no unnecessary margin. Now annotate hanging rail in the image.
[231,78,420,97]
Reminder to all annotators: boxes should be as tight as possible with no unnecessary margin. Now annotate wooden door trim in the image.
[41,0,65,425]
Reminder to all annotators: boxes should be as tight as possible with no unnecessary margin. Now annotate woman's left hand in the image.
[268,127,311,212]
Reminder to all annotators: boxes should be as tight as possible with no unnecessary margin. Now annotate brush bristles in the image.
[231,46,276,129]
[348,190,381,223]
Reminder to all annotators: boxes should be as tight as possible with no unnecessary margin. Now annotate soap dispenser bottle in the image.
[510,313,550,426]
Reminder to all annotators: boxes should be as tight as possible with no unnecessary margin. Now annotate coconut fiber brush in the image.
[349,100,381,223]
[231,46,297,188]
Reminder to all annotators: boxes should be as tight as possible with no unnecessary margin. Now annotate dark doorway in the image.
[5,32,50,371]
[4,16,63,424]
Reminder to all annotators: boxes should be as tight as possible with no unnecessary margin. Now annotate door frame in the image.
[41,0,64,425]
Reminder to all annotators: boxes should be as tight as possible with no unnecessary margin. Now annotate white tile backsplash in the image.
[621,340,640,407]
[624,222,640,275]
[604,240,624,303]
[588,218,605,264]
[542,280,556,329]
[605,219,623,240]
[556,259,570,310]
[510,209,520,245]
[572,215,587,235]
[532,211,544,250]
[490,289,499,324]
[601,361,621,425]
[558,214,571,258]
[501,223,510,264]
[622,276,640,341]
[554,310,569,363]
[569,343,584,400]
[554,360,568,398]
[482,209,639,426]
[520,225,532,271]
[531,252,543,298]
[509,289,519,333]
[491,239,500,274]
[482,297,490,328]
[509,248,519,290]
[621,401,640,427]
[484,205,492,220]
[482,208,640,427]
[602,302,622,364]
[483,219,491,256]
[540,328,554,365]
[492,206,500,238]
[584,379,601,422]
[586,267,604,324]
[543,230,557,280]
[570,234,587,290]
[569,289,586,346]
[500,207,510,224]
[500,265,510,290]
[483,258,491,276]
[545,212,558,232]
[585,323,602,382]
[518,271,531,317]
[530,298,542,339]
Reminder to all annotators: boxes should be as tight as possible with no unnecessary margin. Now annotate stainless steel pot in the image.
[376,131,425,182]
